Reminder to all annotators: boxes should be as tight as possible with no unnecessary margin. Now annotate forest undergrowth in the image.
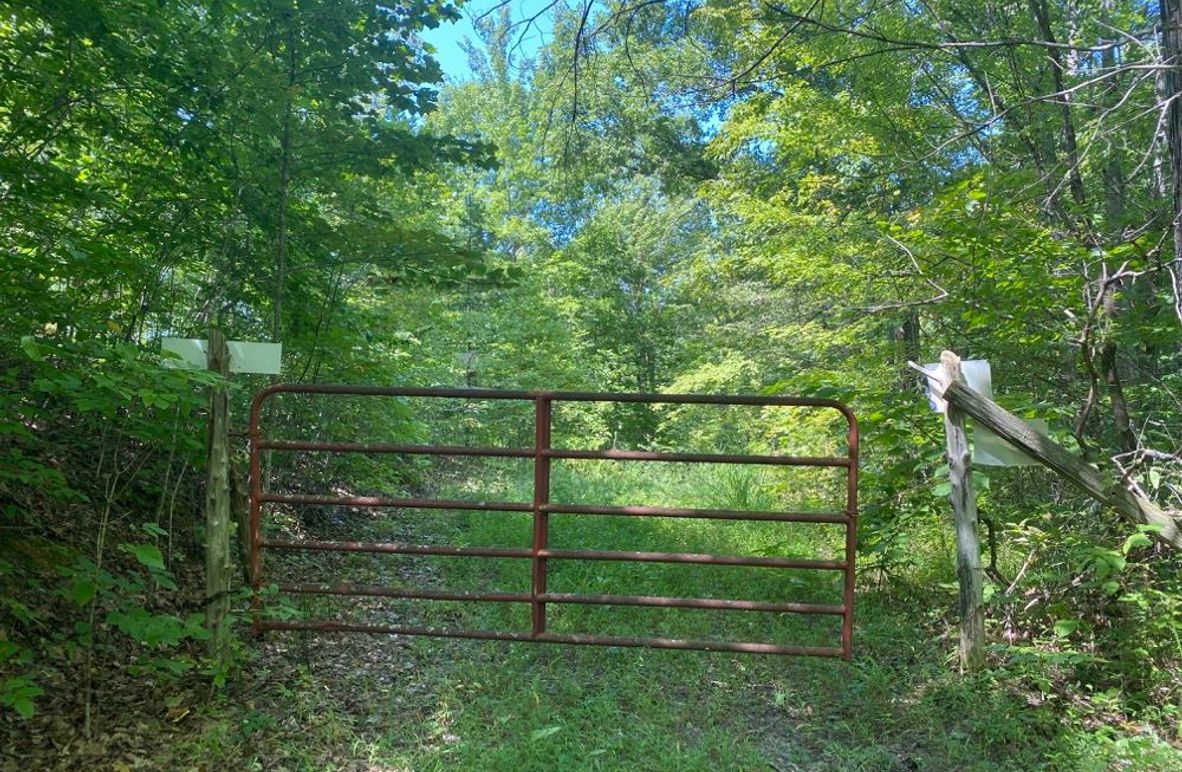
[3,374,1180,771]
[149,464,1182,770]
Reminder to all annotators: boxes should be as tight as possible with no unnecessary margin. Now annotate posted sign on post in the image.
[921,359,1044,467]
[162,337,282,375]
[166,331,281,661]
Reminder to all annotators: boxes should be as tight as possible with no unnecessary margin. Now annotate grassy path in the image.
[165,464,1181,770]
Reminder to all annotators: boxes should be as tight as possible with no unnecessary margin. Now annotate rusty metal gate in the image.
[248,386,858,658]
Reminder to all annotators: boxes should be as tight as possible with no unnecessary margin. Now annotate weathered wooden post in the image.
[205,328,233,665]
[936,365,1182,549]
[935,351,986,670]
[911,349,1182,671]
[161,334,280,664]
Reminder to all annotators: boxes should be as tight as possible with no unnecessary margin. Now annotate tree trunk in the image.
[274,104,291,343]
[1100,278,1137,453]
[897,310,920,390]
[1160,0,1182,325]
[273,22,297,344]
[1028,0,1086,205]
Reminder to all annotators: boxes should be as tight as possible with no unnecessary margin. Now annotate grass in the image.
[449,460,846,647]
[163,459,1182,770]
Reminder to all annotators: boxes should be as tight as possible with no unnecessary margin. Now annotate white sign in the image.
[922,358,1048,467]
[975,420,1047,467]
[161,337,282,375]
[923,359,993,413]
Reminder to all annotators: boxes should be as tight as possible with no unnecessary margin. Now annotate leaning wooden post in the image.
[205,328,233,666]
[936,351,986,671]
[938,379,1182,550]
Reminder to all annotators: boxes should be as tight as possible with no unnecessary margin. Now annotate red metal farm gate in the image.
[248,386,859,658]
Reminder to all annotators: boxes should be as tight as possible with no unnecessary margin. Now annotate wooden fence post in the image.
[936,351,986,671]
[205,328,232,665]
[911,348,1182,669]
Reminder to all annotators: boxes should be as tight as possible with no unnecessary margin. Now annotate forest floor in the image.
[158,462,1181,772]
[9,465,1182,771]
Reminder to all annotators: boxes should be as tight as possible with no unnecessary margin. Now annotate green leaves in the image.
[69,575,98,607]
[0,643,40,718]
[121,541,177,591]
[19,336,43,362]
[123,543,165,572]
[1122,532,1154,555]
[136,388,177,410]
[1081,547,1127,583]
[105,607,209,648]
[0,676,43,719]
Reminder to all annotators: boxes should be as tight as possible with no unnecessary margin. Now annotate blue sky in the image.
[421,0,556,81]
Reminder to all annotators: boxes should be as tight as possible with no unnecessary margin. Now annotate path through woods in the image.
[75,469,1182,769]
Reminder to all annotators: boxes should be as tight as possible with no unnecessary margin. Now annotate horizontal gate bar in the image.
[536,548,845,570]
[542,503,850,523]
[260,539,843,570]
[278,582,531,603]
[260,538,532,559]
[273,582,843,615]
[261,492,847,524]
[537,631,843,656]
[257,619,845,657]
[260,492,532,513]
[252,383,855,412]
[259,440,535,458]
[538,593,845,614]
[257,440,846,467]
[545,448,849,466]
